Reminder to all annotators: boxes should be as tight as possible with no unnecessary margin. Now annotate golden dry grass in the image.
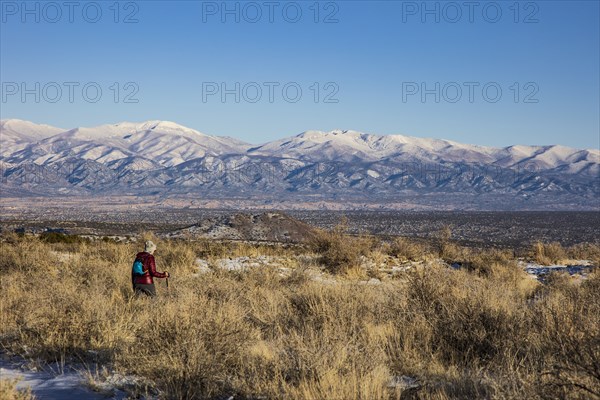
[1,233,599,399]
[532,241,600,267]
[0,379,35,400]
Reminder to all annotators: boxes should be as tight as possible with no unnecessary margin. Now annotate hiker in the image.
[132,240,169,297]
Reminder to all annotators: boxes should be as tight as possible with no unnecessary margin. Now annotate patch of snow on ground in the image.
[519,260,595,280]
[0,360,129,400]
[219,255,284,271]
[195,258,211,274]
[195,256,285,273]
[388,375,420,390]
[49,251,81,263]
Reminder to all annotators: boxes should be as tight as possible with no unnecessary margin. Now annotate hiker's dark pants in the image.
[133,283,157,297]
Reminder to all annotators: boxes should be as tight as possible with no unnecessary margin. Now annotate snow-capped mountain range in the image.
[1,119,598,210]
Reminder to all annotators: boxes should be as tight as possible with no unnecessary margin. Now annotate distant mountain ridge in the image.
[1,119,598,210]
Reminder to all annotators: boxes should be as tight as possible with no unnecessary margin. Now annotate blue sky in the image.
[1,0,599,148]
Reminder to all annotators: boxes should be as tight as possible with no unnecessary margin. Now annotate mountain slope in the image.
[250,129,599,172]
[1,119,598,210]
[0,119,66,156]
[1,120,251,168]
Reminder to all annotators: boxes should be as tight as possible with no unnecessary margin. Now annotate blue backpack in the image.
[132,259,146,276]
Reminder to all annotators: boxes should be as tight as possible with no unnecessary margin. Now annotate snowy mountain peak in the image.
[0,119,65,138]
[0,119,251,169]
[330,129,350,135]
[295,129,365,142]
[135,120,205,135]
[49,120,211,142]
[295,130,327,139]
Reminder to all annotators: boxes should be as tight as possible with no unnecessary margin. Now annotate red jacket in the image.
[132,252,167,285]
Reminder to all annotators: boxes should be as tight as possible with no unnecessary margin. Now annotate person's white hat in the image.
[145,240,157,254]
